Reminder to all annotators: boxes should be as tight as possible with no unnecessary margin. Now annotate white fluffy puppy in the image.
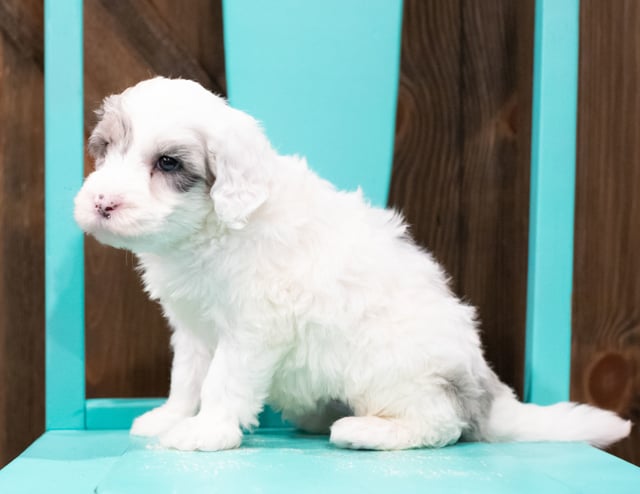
[74,77,631,452]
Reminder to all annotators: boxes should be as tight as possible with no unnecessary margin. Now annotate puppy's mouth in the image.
[84,213,134,243]
[84,205,130,231]
[83,216,157,252]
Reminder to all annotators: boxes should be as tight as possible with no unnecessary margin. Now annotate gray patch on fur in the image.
[285,400,353,434]
[167,166,202,193]
[204,153,216,188]
[88,96,133,159]
[439,369,498,442]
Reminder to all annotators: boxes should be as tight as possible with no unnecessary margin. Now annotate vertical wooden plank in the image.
[0,0,45,466]
[390,1,463,278]
[389,0,533,395]
[459,0,532,399]
[83,0,172,397]
[573,0,640,466]
[44,0,85,429]
[83,0,227,398]
[148,0,226,93]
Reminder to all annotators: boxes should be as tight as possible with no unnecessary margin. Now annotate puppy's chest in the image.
[139,258,228,334]
[138,253,271,340]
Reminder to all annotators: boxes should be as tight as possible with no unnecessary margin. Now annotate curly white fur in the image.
[74,77,631,451]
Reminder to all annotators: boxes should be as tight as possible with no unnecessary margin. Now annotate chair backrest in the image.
[43,0,579,430]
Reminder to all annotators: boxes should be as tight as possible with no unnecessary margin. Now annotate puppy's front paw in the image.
[131,406,190,438]
[160,415,242,451]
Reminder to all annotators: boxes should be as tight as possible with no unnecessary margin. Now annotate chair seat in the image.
[1,429,639,493]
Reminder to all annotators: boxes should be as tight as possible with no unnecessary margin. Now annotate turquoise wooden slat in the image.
[86,399,166,430]
[524,0,580,405]
[85,399,289,430]
[222,0,403,207]
[44,0,85,430]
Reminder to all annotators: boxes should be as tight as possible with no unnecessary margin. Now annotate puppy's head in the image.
[74,77,273,253]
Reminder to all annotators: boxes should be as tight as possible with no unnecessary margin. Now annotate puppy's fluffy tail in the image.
[482,393,632,448]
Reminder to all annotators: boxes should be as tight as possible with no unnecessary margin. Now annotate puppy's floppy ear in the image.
[208,109,272,229]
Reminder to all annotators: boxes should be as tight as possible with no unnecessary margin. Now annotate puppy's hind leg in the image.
[330,416,423,450]
[330,387,465,450]
[330,414,462,451]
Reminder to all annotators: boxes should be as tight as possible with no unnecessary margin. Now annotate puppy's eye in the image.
[155,155,182,172]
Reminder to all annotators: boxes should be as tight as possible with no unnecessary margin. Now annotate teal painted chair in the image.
[1,0,639,492]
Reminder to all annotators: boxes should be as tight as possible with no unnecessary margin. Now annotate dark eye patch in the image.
[170,171,202,193]
[152,147,207,193]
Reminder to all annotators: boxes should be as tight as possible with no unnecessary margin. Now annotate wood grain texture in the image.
[572,0,640,466]
[389,0,533,396]
[83,0,226,398]
[0,0,43,69]
[0,0,44,467]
